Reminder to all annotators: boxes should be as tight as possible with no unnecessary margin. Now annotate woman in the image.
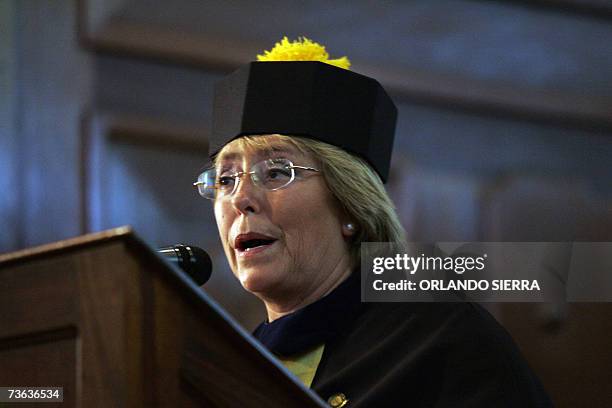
[197,38,552,407]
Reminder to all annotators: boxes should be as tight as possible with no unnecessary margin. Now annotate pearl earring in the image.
[345,223,355,231]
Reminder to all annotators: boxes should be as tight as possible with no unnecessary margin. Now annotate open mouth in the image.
[234,233,278,253]
[237,239,276,251]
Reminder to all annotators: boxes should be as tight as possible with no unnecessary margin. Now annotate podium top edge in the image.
[0,226,135,265]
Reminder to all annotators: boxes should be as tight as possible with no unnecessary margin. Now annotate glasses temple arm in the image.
[290,165,319,172]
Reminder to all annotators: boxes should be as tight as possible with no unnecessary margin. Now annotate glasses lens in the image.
[196,168,217,200]
[253,158,294,190]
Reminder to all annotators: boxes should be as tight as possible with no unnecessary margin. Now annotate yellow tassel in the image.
[257,36,351,70]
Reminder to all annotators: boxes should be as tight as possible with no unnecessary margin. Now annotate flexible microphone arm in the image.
[157,244,212,286]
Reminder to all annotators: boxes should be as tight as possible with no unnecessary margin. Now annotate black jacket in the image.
[254,273,553,407]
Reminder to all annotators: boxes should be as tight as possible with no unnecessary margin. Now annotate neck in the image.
[262,256,353,322]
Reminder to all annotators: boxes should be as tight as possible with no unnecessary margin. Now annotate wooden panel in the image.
[147,255,183,407]
[123,241,326,407]
[0,228,326,407]
[0,237,129,407]
[0,229,138,407]
[0,328,77,408]
[501,303,612,408]
[0,257,78,337]
[482,177,612,407]
[149,263,325,407]
[481,176,611,241]
[76,242,133,407]
[77,0,612,132]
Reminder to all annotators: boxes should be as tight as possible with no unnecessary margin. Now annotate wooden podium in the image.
[0,227,326,407]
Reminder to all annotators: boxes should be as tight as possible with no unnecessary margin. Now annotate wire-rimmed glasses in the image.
[193,158,320,200]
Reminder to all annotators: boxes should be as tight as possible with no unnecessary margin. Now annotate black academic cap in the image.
[210,61,397,183]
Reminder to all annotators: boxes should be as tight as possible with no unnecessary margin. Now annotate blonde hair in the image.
[215,134,407,264]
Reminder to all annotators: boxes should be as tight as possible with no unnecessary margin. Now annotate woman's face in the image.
[213,135,353,305]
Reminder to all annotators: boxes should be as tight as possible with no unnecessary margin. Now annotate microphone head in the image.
[157,244,212,286]
[184,245,213,285]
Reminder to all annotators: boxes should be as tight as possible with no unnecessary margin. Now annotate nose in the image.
[230,172,261,214]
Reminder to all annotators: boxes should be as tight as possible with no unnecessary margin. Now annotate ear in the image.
[341,222,357,238]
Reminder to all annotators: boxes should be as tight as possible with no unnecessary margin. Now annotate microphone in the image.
[157,244,212,286]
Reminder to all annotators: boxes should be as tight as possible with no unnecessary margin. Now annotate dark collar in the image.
[253,272,363,356]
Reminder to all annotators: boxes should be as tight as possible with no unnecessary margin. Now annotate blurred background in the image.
[1,0,611,406]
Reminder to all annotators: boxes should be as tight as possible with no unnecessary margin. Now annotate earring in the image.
[345,223,355,231]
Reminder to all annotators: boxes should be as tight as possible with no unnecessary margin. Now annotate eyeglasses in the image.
[193,158,320,200]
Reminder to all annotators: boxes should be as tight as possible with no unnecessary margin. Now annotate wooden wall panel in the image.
[0,331,77,407]
[77,0,612,131]
[0,0,19,253]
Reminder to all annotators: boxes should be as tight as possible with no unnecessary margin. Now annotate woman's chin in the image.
[238,266,281,295]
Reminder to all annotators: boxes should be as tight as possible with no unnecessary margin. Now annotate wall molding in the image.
[77,1,612,133]
[493,0,612,21]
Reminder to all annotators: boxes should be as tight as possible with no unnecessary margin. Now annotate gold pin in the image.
[327,392,348,407]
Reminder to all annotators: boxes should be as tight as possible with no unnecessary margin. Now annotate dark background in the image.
[1,1,611,406]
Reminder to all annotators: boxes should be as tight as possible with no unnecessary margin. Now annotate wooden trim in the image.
[0,326,77,350]
[362,62,612,132]
[78,111,91,239]
[106,115,208,154]
[77,12,612,132]
[84,19,249,73]
[0,226,133,265]
[492,0,612,21]
[75,0,89,49]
